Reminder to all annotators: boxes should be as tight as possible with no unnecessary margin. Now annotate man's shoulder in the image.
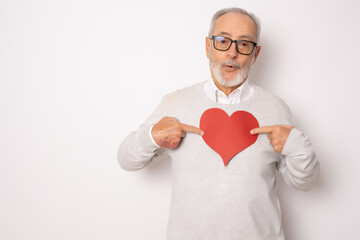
[253,84,289,107]
[252,84,292,119]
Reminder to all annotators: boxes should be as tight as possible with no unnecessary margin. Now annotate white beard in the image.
[209,55,252,88]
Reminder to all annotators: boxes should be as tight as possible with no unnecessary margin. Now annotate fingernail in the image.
[200,131,204,136]
[250,130,254,135]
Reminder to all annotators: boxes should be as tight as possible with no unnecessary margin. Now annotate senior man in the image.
[118,7,319,240]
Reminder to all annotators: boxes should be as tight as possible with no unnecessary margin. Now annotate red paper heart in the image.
[200,108,259,166]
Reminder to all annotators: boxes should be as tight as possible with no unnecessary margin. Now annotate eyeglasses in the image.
[210,35,257,55]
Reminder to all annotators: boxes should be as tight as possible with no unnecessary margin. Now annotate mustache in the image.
[221,60,241,69]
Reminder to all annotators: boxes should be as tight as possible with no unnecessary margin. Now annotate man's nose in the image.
[227,42,238,59]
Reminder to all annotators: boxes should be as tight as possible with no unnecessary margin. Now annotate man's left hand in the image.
[250,125,294,153]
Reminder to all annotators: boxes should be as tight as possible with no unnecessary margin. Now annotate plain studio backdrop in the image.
[1,0,360,239]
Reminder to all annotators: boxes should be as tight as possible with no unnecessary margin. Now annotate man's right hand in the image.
[151,116,204,149]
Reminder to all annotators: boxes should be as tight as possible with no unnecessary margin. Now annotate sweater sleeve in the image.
[276,128,320,191]
[117,96,169,171]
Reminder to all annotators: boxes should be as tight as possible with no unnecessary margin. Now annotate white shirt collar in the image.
[204,78,254,104]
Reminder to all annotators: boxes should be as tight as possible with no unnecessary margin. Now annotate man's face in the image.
[206,12,261,88]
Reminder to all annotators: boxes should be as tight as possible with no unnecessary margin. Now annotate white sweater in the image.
[117,81,319,240]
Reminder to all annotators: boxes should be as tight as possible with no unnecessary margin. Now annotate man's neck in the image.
[212,77,248,96]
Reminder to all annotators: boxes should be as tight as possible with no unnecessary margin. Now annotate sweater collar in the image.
[204,78,254,104]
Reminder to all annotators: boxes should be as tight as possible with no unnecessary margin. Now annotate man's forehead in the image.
[213,12,257,40]
[216,31,253,40]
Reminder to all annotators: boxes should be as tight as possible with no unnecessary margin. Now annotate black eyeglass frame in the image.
[210,35,258,55]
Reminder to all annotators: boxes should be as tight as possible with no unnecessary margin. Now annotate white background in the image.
[1,0,360,239]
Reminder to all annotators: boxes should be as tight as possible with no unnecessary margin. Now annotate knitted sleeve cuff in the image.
[281,127,313,156]
[149,124,161,148]
[135,124,161,155]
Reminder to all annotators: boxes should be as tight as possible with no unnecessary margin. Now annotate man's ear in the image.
[206,37,210,59]
[252,46,261,64]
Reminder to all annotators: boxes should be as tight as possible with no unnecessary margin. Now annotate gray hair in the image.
[208,8,261,42]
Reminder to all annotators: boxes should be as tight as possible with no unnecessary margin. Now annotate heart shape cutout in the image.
[200,108,259,166]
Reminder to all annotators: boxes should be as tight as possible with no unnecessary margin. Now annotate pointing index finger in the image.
[180,123,204,136]
[250,126,275,135]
